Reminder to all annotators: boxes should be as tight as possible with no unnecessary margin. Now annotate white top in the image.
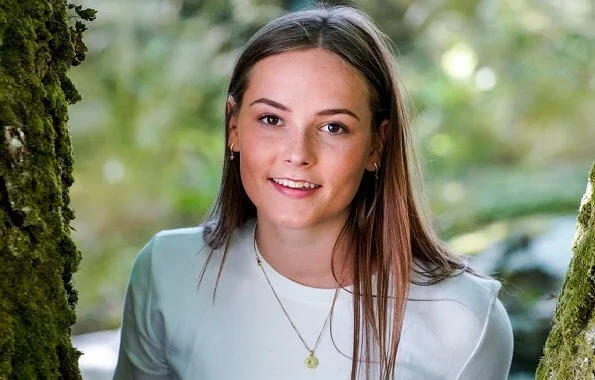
[113,220,513,379]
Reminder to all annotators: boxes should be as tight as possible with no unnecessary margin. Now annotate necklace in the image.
[253,230,340,369]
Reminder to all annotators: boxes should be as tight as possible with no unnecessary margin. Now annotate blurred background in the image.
[67,0,594,378]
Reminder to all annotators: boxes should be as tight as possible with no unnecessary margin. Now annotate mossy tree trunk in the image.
[0,1,93,378]
[537,164,595,378]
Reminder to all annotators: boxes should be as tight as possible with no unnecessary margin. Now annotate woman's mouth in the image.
[270,178,321,199]
[271,178,320,189]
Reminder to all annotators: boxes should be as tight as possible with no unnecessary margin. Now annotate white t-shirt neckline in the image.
[241,219,354,303]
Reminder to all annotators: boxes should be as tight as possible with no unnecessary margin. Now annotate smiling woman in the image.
[113,5,513,380]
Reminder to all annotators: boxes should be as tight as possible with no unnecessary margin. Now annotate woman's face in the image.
[229,48,382,230]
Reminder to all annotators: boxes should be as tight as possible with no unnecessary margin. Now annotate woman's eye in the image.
[322,123,345,134]
[259,115,282,126]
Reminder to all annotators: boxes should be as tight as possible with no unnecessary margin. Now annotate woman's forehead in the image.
[242,48,372,115]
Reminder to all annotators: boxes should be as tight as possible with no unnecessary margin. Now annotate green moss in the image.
[536,163,595,378]
[0,0,93,378]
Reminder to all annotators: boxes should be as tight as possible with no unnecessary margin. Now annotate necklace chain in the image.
[253,228,340,368]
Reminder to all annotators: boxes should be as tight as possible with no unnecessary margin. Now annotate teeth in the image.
[273,178,319,189]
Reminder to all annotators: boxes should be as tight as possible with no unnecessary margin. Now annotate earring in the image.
[373,162,379,181]
[229,142,235,161]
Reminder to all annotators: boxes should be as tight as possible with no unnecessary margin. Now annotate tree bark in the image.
[0,1,92,378]
[537,164,595,378]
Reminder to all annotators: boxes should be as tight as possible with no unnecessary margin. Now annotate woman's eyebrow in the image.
[249,97,360,121]
[249,98,290,111]
[317,108,360,121]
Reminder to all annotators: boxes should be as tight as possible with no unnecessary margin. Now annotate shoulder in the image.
[148,219,256,259]
[408,270,502,322]
[129,225,210,292]
[407,270,506,335]
[153,225,208,253]
[404,271,513,377]
[154,225,207,256]
[132,220,256,286]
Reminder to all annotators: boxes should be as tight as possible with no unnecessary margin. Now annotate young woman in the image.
[114,5,513,380]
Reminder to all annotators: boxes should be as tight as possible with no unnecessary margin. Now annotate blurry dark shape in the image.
[284,0,314,11]
[180,0,205,18]
[504,267,559,375]
[179,0,233,22]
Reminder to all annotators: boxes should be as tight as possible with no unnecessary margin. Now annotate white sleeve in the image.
[456,298,514,379]
[113,236,171,379]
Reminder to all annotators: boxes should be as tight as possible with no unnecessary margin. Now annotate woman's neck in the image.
[254,217,353,289]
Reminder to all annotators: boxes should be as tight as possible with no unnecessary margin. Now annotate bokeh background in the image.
[67,0,594,378]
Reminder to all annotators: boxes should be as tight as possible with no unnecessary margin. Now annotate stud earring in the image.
[229,142,235,161]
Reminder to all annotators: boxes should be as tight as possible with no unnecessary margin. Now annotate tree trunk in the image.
[0,1,93,378]
[537,164,595,378]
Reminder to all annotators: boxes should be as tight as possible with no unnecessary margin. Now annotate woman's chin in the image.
[272,218,314,230]
[258,213,318,230]
[257,211,349,232]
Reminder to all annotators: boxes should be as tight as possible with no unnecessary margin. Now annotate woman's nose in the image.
[283,129,316,167]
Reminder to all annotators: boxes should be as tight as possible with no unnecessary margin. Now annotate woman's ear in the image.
[227,96,240,151]
[366,119,389,171]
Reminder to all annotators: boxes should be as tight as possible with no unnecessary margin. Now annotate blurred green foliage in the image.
[67,0,594,334]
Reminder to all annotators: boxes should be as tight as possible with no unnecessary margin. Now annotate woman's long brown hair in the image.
[202,5,467,379]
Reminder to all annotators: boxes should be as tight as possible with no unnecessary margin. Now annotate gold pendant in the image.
[305,352,319,369]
